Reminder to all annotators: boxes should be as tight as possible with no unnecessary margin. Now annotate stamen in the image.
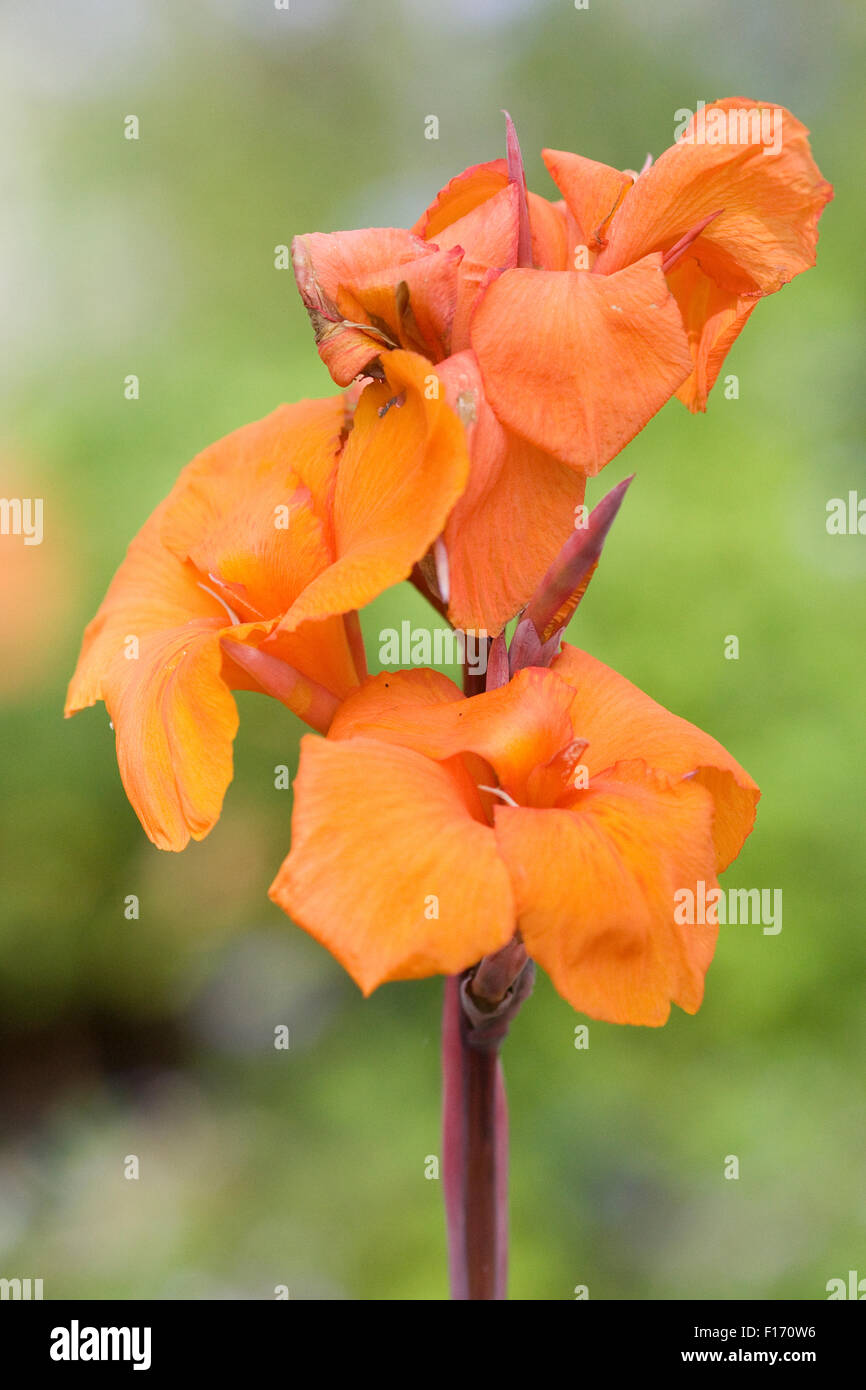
[342,319,399,347]
[478,785,519,808]
[433,536,451,605]
[378,391,406,418]
[197,580,242,627]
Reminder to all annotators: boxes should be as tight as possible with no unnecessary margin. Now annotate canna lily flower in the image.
[292,120,605,636]
[478,96,833,448]
[65,352,468,851]
[270,646,759,1026]
[292,101,829,629]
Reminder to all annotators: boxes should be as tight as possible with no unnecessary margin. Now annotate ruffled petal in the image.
[269,734,515,993]
[551,644,759,869]
[336,245,464,362]
[412,159,509,240]
[160,398,345,620]
[66,495,229,716]
[155,395,362,705]
[471,255,693,473]
[280,351,470,632]
[428,186,519,351]
[494,763,720,1025]
[596,99,833,296]
[328,665,580,804]
[102,620,237,851]
[292,228,440,384]
[542,148,633,250]
[427,182,519,264]
[329,667,464,741]
[434,351,586,634]
[66,398,363,847]
[665,256,758,411]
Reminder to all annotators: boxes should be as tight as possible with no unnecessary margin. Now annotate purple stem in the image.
[439,647,533,1299]
[441,976,509,1300]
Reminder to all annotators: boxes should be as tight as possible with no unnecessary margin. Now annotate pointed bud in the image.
[485,631,510,691]
[523,474,634,645]
[468,936,531,1012]
[509,616,542,671]
[503,110,533,269]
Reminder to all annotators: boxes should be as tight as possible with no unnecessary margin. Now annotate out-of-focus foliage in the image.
[0,0,863,1299]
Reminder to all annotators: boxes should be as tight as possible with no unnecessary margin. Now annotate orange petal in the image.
[280,351,469,631]
[66,399,363,848]
[63,502,269,850]
[329,665,580,804]
[160,398,345,621]
[293,228,438,384]
[269,735,515,993]
[434,351,586,634]
[253,616,360,709]
[665,256,758,411]
[542,148,633,250]
[427,182,519,264]
[471,255,693,473]
[336,245,464,362]
[156,396,361,704]
[596,99,833,295]
[527,193,572,270]
[494,763,720,1025]
[65,476,254,851]
[427,186,519,351]
[330,666,464,741]
[66,497,230,716]
[550,644,759,869]
[412,159,509,240]
[102,620,238,851]
[421,163,572,272]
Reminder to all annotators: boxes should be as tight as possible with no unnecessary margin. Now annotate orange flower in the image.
[480,96,832,447]
[65,352,468,851]
[270,646,759,1026]
[293,124,592,635]
[292,102,829,628]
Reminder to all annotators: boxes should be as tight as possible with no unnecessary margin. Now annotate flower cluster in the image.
[67,100,830,1025]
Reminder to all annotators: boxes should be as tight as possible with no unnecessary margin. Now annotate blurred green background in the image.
[1,0,863,1300]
